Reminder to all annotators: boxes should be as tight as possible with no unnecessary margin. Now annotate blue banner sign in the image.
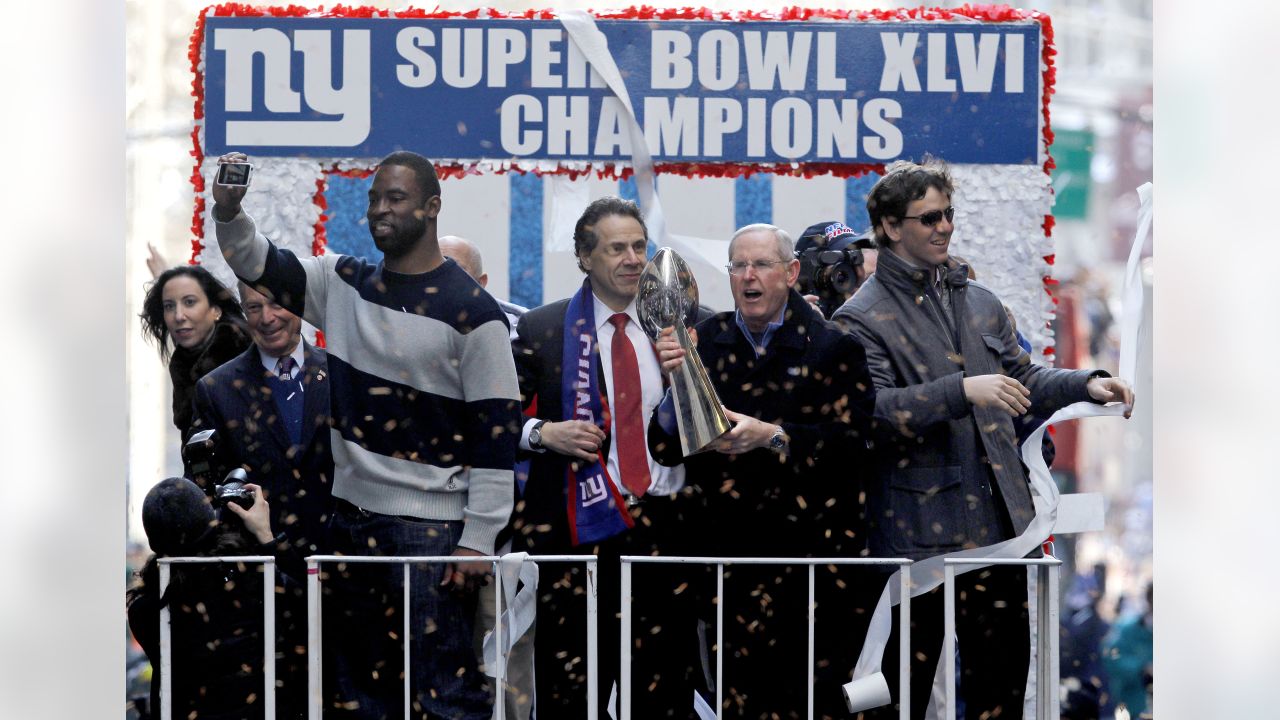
[203,16,1041,165]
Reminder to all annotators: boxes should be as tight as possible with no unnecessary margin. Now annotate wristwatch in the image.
[768,425,787,453]
[528,419,548,450]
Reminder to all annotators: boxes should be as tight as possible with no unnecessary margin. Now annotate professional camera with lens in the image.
[794,221,875,318]
[213,468,255,510]
[182,430,255,509]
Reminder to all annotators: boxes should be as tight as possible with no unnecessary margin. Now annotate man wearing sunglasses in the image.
[831,159,1135,720]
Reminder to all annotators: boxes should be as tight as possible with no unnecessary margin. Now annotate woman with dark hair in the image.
[140,265,251,438]
[126,477,307,720]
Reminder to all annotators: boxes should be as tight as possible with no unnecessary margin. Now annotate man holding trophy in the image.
[510,196,709,718]
[646,223,878,719]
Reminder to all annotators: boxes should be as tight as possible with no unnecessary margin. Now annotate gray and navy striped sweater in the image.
[215,210,521,554]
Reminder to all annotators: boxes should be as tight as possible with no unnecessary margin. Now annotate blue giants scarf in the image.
[562,279,633,546]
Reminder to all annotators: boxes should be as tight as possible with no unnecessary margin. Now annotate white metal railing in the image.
[618,556,914,720]
[154,552,1061,720]
[156,555,278,720]
[942,556,1062,720]
[303,554,598,720]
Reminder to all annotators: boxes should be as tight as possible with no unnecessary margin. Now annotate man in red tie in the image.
[511,197,710,718]
[648,223,878,719]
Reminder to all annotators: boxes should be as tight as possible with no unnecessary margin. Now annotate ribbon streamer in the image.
[481,553,540,680]
[559,10,671,248]
[844,182,1152,715]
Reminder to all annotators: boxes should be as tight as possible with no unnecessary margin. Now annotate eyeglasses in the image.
[901,206,955,227]
[726,259,788,275]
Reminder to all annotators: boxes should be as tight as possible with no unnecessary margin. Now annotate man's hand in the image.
[541,420,606,462]
[211,152,250,219]
[962,374,1031,416]
[1086,376,1136,418]
[713,409,778,455]
[802,294,824,316]
[656,326,697,376]
[224,483,275,544]
[441,547,489,591]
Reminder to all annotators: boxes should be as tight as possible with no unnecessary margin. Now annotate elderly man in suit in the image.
[190,280,334,717]
[648,223,877,719]
[511,196,709,718]
[192,281,334,554]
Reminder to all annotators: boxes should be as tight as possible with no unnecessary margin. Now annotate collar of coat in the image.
[171,320,251,380]
[874,246,971,298]
[713,289,823,351]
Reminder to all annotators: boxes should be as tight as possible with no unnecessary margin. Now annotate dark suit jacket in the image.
[510,297,712,554]
[193,342,335,554]
[647,290,877,559]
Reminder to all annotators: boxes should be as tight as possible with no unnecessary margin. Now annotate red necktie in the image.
[608,313,652,496]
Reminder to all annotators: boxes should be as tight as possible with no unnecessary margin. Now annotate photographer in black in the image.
[793,220,878,319]
[126,475,307,720]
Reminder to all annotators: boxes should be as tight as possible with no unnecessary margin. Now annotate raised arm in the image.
[210,152,334,328]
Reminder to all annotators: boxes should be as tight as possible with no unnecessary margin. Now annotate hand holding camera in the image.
[211,152,252,220]
[184,430,255,509]
[221,478,274,545]
[214,467,256,510]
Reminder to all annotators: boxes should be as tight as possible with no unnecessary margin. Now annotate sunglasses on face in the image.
[901,206,956,227]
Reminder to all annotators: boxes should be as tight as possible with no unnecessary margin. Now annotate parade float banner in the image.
[189,6,1058,358]
[201,15,1040,166]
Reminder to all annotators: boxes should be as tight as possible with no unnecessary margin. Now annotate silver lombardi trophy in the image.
[636,248,732,456]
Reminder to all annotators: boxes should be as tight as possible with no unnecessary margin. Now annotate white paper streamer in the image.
[545,175,592,252]
[843,182,1151,714]
[559,10,670,248]
[481,553,540,679]
[693,690,716,720]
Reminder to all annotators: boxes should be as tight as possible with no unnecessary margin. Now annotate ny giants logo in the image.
[213,28,371,146]
[578,473,610,507]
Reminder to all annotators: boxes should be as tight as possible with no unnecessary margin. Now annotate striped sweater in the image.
[215,210,521,554]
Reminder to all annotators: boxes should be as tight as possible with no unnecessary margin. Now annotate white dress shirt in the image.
[520,293,685,496]
[258,342,305,382]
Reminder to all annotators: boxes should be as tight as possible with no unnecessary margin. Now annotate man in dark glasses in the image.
[831,158,1135,720]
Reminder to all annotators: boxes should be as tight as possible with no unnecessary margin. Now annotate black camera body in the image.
[182,430,254,509]
[215,161,253,187]
[214,468,255,510]
[794,221,873,318]
[798,245,864,299]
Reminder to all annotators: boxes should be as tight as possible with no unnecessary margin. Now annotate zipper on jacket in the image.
[920,288,960,358]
